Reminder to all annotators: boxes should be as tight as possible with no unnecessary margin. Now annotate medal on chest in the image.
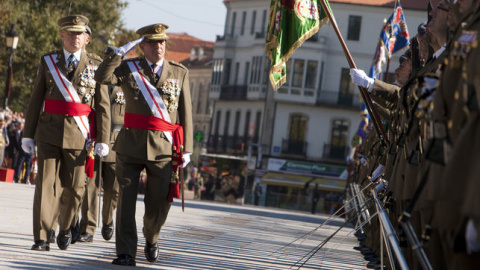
[78,64,97,103]
[160,79,181,112]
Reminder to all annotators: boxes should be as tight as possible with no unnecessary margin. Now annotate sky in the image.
[121,0,228,42]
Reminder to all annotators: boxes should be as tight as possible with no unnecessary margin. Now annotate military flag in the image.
[380,0,410,57]
[265,0,330,90]
[368,39,386,79]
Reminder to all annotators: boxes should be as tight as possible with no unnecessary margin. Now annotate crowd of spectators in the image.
[0,108,36,184]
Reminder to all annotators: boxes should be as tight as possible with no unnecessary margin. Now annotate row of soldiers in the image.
[22,13,193,267]
[347,0,480,269]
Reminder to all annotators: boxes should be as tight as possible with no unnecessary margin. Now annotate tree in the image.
[0,0,129,112]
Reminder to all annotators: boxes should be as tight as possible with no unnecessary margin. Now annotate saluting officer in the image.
[94,23,193,266]
[22,15,111,251]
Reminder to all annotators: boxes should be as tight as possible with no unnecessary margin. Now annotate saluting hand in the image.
[116,37,145,57]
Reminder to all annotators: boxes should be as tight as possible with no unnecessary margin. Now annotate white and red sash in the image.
[127,60,173,144]
[44,54,91,141]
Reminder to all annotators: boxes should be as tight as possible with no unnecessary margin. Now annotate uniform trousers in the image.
[115,153,172,258]
[33,141,86,241]
[80,160,120,235]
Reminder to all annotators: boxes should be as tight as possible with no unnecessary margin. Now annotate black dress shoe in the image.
[71,221,80,244]
[367,261,385,269]
[49,230,56,244]
[102,222,114,241]
[112,254,136,266]
[57,229,72,250]
[78,233,93,242]
[145,241,159,263]
[31,240,50,251]
[353,244,364,251]
[360,247,374,255]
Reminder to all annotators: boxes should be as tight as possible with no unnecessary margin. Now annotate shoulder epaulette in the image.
[169,60,187,69]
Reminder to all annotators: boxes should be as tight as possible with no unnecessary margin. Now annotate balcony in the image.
[220,85,248,100]
[207,135,254,156]
[281,139,308,156]
[316,90,362,109]
[322,143,348,161]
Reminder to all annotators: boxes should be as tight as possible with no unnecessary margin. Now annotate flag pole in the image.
[318,0,390,147]
[384,57,391,82]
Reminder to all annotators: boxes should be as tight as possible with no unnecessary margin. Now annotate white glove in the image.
[115,37,144,56]
[22,138,35,154]
[350,68,375,92]
[370,164,385,182]
[466,219,480,254]
[94,143,110,157]
[182,153,192,168]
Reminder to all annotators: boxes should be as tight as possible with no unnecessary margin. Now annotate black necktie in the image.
[151,64,159,84]
[67,54,77,80]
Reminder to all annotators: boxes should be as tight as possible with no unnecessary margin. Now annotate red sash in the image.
[44,98,97,176]
[124,112,184,202]
[44,98,92,116]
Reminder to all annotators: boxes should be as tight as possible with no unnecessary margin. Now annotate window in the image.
[223,59,232,85]
[241,11,246,35]
[244,62,250,85]
[289,114,308,143]
[224,111,231,136]
[254,111,262,142]
[292,59,305,87]
[234,111,241,137]
[212,59,223,85]
[244,111,251,138]
[286,114,308,155]
[234,62,240,85]
[261,10,267,34]
[196,83,203,114]
[230,12,237,37]
[251,11,257,35]
[338,68,355,106]
[205,93,210,115]
[305,61,318,89]
[347,15,362,41]
[214,110,221,135]
[329,119,349,159]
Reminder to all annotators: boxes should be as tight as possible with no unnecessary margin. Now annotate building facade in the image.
[206,0,427,211]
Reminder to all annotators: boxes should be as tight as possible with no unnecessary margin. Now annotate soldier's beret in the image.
[136,23,169,41]
[58,15,89,32]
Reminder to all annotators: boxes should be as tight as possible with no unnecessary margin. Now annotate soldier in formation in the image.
[348,0,480,268]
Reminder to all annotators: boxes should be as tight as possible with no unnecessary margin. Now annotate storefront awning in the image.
[260,172,347,192]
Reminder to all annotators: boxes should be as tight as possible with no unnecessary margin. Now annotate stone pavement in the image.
[0,182,367,269]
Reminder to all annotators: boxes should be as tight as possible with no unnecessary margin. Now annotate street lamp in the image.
[4,24,19,109]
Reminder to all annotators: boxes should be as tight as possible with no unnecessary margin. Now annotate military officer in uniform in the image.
[22,15,111,251]
[79,50,124,241]
[94,23,193,266]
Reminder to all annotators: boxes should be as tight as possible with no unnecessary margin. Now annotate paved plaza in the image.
[0,182,366,269]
